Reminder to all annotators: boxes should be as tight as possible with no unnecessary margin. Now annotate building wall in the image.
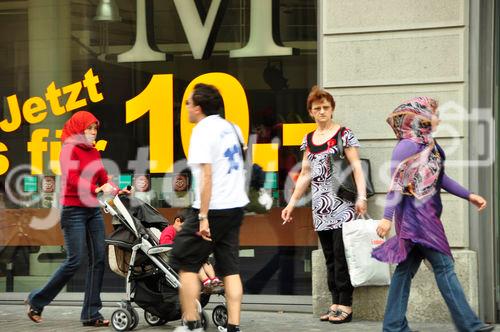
[314,0,478,322]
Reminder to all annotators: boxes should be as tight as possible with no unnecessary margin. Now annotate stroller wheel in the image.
[212,304,228,327]
[144,311,167,326]
[111,308,132,331]
[129,307,139,330]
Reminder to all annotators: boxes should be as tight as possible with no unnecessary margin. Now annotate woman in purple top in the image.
[372,97,493,332]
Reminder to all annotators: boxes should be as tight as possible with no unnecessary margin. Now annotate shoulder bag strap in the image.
[336,127,346,159]
[305,131,313,150]
[228,121,247,161]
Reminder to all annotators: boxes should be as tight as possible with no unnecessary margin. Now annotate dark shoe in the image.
[202,283,213,294]
[212,280,224,287]
[25,299,42,323]
[477,325,495,332]
[329,309,352,324]
[82,319,110,327]
[211,285,225,294]
[319,308,338,321]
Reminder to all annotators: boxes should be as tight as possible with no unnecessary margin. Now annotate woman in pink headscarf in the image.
[372,98,493,332]
[26,111,120,327]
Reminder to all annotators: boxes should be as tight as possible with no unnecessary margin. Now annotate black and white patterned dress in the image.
[300,127,360,231]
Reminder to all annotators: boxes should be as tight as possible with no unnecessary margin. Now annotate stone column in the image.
[314,0,475,322]
[28,0,72,174]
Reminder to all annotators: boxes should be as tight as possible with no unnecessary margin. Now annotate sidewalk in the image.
[1,303,494,332]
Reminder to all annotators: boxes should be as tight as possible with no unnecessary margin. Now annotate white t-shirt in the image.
[188,115,249,210]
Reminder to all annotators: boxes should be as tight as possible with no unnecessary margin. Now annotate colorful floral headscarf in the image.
[387,97,442,199]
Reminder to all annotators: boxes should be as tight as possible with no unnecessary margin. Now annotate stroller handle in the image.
[99,189,140,238]
[97,185,132,206]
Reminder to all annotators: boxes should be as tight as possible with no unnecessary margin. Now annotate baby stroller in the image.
[99,194,228,331]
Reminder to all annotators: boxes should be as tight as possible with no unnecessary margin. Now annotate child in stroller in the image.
[100,194,228,331]
[160,209,225,295]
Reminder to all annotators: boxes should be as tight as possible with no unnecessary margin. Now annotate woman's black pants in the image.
[317,228,353,306]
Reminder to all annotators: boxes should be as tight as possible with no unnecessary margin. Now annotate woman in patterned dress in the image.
[372,97,493,332]
[281,86,367,324]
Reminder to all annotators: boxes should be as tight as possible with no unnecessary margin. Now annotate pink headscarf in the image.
[61,111,99,148]
[387,97,442,199]
[387,96,436,144]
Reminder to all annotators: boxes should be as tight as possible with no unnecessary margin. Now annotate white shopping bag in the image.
[342,218,391,287]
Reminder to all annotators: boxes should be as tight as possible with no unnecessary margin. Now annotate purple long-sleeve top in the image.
[383,140,470,220]
[372,139,470,264]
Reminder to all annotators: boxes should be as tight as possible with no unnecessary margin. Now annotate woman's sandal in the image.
[82,319,110,327]
[329,309,352,324]
[24,299,42,323]
[319,308,338,321]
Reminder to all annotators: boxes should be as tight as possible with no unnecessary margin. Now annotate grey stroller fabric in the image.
[121,196,169,229]
[105,196,210,323]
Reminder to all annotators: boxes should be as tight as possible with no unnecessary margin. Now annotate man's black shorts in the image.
[171,207,244,277]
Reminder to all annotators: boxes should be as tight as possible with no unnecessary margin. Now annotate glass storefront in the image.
[0,0,317,295]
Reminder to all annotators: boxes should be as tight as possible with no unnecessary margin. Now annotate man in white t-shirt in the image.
[172,83,249,332]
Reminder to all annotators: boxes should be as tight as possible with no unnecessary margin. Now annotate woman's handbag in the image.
[342,217,391,287]
[329,128,375,202]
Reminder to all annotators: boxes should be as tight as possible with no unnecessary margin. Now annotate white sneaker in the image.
[173,326,204,332]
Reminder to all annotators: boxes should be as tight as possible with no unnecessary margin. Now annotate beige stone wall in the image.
[313,249,478,322]
[314,0,477,322]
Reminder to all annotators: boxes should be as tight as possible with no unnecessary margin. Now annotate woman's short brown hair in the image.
[306,85,335,110]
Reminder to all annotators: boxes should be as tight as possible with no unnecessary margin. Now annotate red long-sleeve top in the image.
[159,225,177,245]
[59,143,109,207]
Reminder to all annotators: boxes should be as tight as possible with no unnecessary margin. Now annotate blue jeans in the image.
[383,244,484,332]
[28,206,106,322]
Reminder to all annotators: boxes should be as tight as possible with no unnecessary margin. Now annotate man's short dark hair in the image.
[192,83,223,116]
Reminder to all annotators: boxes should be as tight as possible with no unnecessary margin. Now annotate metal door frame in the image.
[469,0,497,323]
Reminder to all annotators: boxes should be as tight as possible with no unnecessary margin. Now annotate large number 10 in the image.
[126,73,250,173]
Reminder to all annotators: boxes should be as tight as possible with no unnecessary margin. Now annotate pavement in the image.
[1,303,498,332]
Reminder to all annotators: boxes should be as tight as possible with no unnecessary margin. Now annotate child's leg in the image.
[199,268,213,293]
[203,262,216,279]
[203,262,224,295]
[199,267,209,283]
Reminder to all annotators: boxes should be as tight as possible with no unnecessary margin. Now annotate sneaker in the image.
[173,326,204,332]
